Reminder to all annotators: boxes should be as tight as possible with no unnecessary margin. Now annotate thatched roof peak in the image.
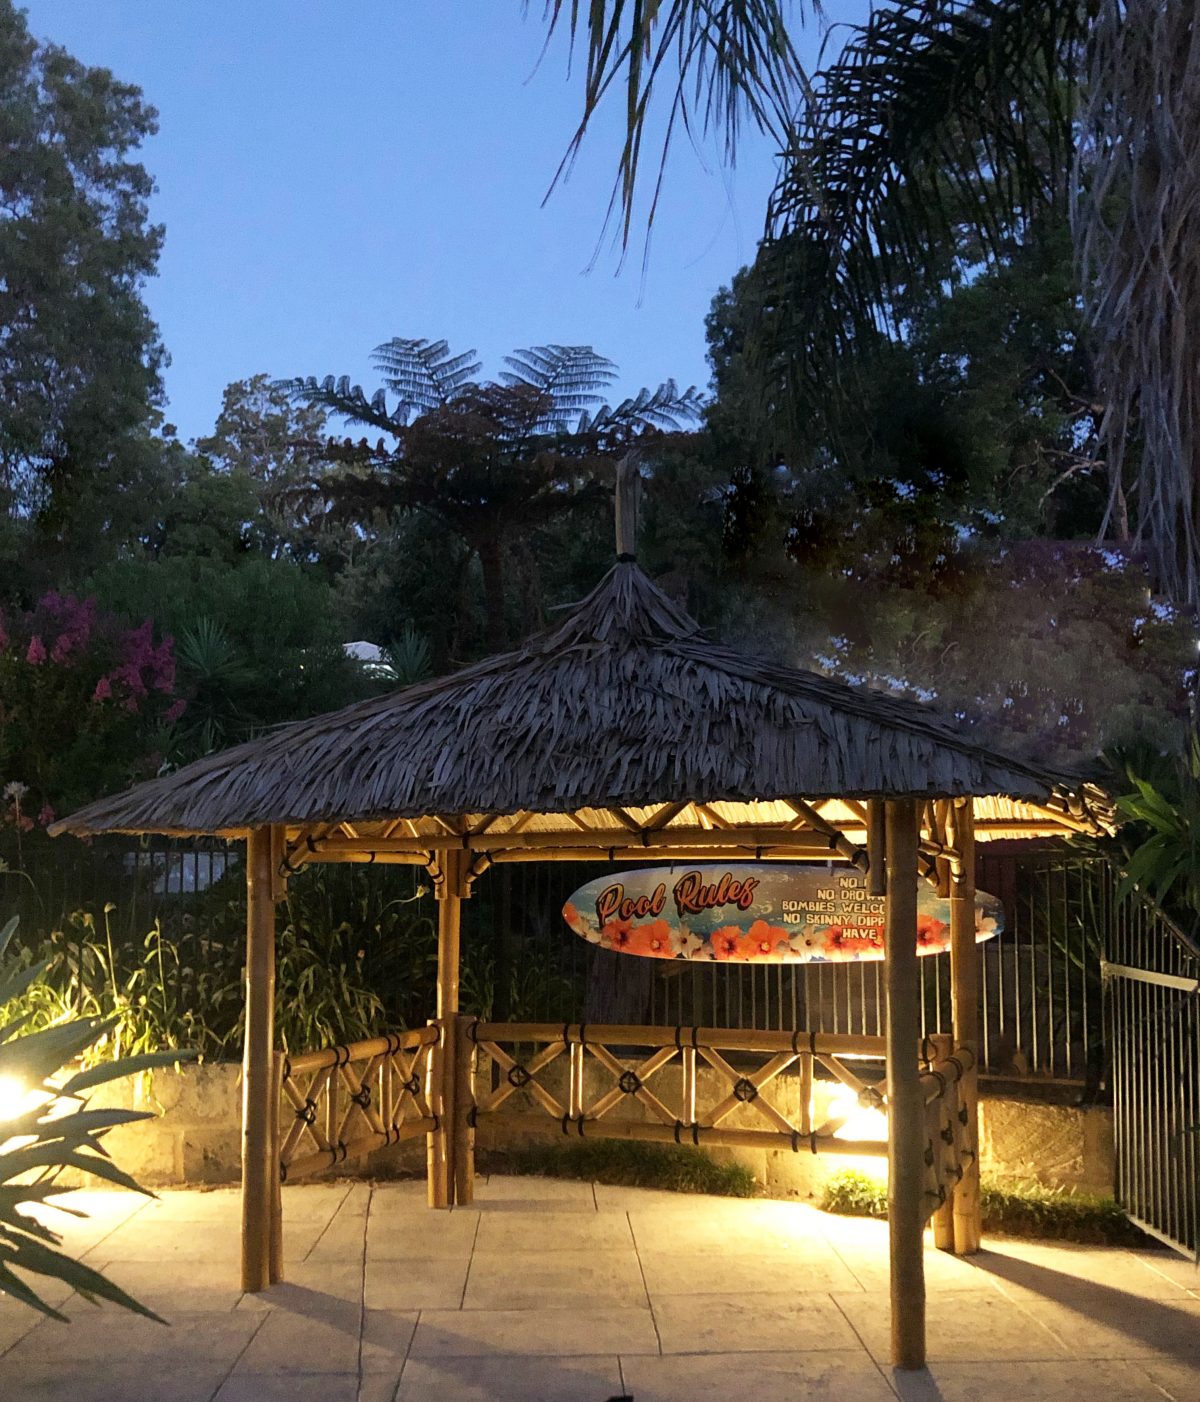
[51,559,1106,839]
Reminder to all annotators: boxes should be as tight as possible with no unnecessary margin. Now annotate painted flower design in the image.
[709,921,786,960]
[916,914,948,953]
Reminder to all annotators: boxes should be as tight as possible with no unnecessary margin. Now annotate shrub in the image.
[483,1138,758,1197]
[820,1168,1148,1245]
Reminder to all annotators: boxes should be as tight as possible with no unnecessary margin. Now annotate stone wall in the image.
[87,1060,1115,1198]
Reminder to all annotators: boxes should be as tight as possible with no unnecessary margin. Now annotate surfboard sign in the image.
[562,864,1003,964]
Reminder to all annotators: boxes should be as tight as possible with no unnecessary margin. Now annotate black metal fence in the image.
[1103,891,1200,1256]
[6,836,1115,1088]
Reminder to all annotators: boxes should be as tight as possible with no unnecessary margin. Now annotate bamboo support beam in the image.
[428,848,469,1208]
[454,1012,476,1205]
[476,1112,887,1157]
[950,801,982,1255]
[269,1050,283,1284]
[472,1022,887,1058]
[885,800,926,1370]
[926,1033,956,1252]
[241,826,279,1293]
[785,798,871,873]
[285,1119,434,1183]
[284,1027,438,1076]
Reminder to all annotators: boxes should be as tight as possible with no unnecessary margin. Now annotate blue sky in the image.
[25,1,868,442]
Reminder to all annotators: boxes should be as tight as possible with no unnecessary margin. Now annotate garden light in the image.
[827,1082,888,1143]
[0,1073,49,1124]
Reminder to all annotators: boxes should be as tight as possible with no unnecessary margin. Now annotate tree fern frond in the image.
[593,380,706,432]
[369,338,482,415]
[275,376,403,435]
[499,344,617,419]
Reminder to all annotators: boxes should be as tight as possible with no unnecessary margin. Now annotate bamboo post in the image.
[424,1024,448,1208]
[454,1013,476,1205]
[926,1032,955,1252]
[884,800,926,1370]
[797,1050,813,1136]
[428,847,468,1208]
[950,801,981,1254]
[241,827,278,1293]
[269,1050,284,1283]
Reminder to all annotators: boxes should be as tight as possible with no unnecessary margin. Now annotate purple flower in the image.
[92,675,113,703]
[26,636,46,665]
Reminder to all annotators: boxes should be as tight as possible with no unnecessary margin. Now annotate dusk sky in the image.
[25,2,868,441]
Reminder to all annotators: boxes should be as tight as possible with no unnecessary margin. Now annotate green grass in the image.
[478,1138,759,1197]
[820,1169,1149,1246]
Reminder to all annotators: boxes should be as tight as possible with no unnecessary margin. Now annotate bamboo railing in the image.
[276,1027,439,1183]
[464,1021,892,1159]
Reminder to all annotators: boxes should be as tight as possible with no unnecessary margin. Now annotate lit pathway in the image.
[1,1177,1198,1400]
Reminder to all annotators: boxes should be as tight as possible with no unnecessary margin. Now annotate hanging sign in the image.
[562,864,1003,963]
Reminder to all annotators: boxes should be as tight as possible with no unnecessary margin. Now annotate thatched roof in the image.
[51,561,1110,840]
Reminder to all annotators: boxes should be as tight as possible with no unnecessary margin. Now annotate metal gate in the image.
[1104,892,1200,1258]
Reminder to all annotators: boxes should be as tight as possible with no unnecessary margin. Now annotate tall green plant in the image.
[1114,736,1200,925]
[0,916,196,1319]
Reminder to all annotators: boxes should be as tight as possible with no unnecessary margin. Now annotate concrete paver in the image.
[0,1176,1196,1401]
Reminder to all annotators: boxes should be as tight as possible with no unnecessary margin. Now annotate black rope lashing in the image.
[402,1073,421,1097]
[351,1085,372,1110]
[616,551,637,563]
[279,1163,288,1184]
[733,1077,758,1104]
[296,1098,318,1126]
[578,1023,588,1047]
[507,1064,532,1089]
[618,1070,642,1095]
[468,1019,480,1043]
[467,1106,477,1128]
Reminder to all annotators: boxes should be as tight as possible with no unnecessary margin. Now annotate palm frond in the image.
[539,0,812,244]
[370,338,482,415]
[758,0,1086,419]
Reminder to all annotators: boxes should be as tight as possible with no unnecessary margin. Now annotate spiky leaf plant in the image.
[0,916,196,1320]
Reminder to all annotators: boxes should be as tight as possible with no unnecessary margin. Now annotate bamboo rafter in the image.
[277,1028,439,1183]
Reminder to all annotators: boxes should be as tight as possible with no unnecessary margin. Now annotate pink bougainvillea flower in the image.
[92,676,113,702]
[164,698,187,724]
[50,633,74,664]
[37,804,55,827]
[25,635,46,665]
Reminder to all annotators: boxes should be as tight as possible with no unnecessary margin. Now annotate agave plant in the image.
[0,916,196,1320]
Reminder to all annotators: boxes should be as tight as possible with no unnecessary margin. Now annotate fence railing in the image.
[276,1027,439,1183]
[1103,890,1200,1256]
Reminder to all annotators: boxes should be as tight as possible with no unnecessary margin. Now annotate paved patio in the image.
[1,1176,1199,1401]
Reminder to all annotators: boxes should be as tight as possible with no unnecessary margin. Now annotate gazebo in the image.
[52,467,1110,1370]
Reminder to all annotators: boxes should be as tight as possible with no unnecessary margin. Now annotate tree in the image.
[196,376,344,565]
[0,1,164,535]
[544,0,1200,609]
[285,339,702,651]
